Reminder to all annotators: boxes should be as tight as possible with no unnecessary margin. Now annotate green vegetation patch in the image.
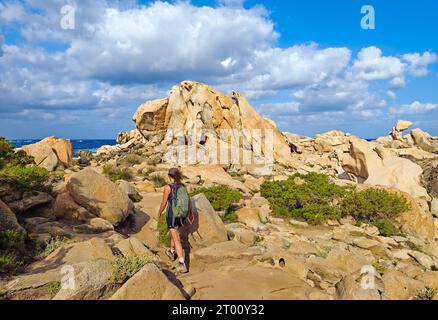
[415,286,437,300]
[261,173,410,228]
[46,281,61,295]
[157,213,171,246]
[191,185,242,213]
[0,165,49,192]
[102,165,133,182]
[37,237,69,259]
[111,255,152,284]
[0,252,23,274]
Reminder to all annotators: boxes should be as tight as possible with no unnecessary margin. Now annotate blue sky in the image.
[0,0,437,139]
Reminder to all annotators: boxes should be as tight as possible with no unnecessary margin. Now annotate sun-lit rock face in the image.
[132,81,294,167]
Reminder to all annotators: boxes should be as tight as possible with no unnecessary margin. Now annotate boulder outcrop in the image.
[22,136,73,171]
[66,168,133,226]
[127,81,294,167]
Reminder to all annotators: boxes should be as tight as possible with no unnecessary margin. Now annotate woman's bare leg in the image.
[170,228,184,261]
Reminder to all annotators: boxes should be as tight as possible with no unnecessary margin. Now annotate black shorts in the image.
[167,215,186,229]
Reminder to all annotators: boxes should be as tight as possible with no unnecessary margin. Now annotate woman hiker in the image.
[157,168,190,274]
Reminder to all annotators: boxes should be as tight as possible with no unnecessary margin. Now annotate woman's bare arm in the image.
[157,185,171,218]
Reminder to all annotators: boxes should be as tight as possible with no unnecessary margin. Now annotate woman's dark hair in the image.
[168,168,182,183]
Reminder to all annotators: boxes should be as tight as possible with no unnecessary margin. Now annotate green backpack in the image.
[169,184,190,219]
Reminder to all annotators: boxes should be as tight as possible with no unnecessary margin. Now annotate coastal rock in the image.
[53,192,95,221]
[382,270,424,300]
[66,168,133,226]
[109,264,186,300]
[22,136,73,170]
[0,199,25,234]
[235,208,264,231]
[411,128,438,153]
[53,259,115,300]
[131,81,294,166]
[395,120,413,133]
[340,137,429,200]
[182,165,249,193]
[114,237,155,259]
[185,194,228,247]
[8,192,53,214]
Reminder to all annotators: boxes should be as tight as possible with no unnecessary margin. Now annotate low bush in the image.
[261,173,410,227]
[150,174,167,188]
[0,252,23,274]
[121,154,143,166]
[0,230,24,251]
[157,213,171,246]
[339,188,409,222]
[102,165,132,182]
[112,255,151,284]
[261,173,346,224]
[37,237,68,259]
[0,137,34,167]
[0,165,49,191]
[46,281,61,295]
[415,286,437,300]
[370,219,401,237]
[191,185,242,213]
[223,211,238,223]
[129,194,143,203]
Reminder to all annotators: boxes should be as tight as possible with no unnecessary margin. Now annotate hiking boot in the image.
[176,261,188,274]
[165,249,177,261]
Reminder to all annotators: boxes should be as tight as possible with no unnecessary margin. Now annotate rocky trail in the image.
[1,81,438,300]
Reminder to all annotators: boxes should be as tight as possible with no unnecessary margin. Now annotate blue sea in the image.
[11,139,116,156]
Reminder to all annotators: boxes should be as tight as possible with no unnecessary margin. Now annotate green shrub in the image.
[261,173,410,227]
[339,188,409,222]
[191,185,242,213]
[121,154,143,166]
[150,174,167,188]
[0,290,8,300]
[261,173,346,224]
[371,219,401,237]
[46,281,61,295]
[0,230,24,251]
[0,252,23,274]
[223,211,238,223]
[0,165,49,191]
[37,237,68,259]
[415,286,437,300]
[157,213,171,246]
[112,255,151,284]
[50,171,65,182]
[0,137,34,167]
[102,165,132,182]
[129,194,143,203]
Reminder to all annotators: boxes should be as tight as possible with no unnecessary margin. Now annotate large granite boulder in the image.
[22,136,73,170]
[66,168,133,226]
[341,137,429,200]
[184,194,228,247]
[0,199,25,234]
[131,81,294,166]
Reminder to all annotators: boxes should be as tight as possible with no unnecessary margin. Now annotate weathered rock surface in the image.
[22,136,73,170]
[341,137,429,200]
[66,168,133,226]
[0,199,25,234]
[8,192,53,214]
[130,81,294,166]
[109,264,186,300]
[185,194,228,247]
